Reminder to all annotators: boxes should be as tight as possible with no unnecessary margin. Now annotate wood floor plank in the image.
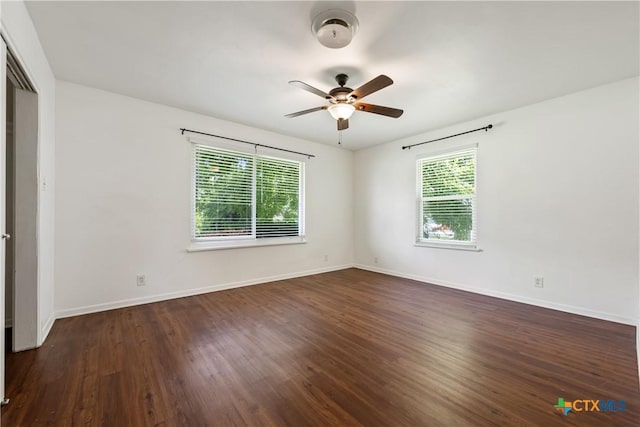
[2,268,638,426]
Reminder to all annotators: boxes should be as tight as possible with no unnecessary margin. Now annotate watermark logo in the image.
[554,398,572,415]
[553,398,626,416]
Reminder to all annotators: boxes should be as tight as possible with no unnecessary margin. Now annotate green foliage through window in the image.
[256,157,300,238]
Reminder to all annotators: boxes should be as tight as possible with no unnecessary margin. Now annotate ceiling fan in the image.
[285,73,403,131]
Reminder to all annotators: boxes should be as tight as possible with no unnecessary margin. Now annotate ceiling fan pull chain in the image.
[338,130,342,145]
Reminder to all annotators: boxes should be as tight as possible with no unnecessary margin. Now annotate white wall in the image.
[354,77,639,325]
[55,81,354,316]
[1,0,56,344]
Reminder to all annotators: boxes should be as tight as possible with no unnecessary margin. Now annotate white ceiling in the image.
[26,1,639,150]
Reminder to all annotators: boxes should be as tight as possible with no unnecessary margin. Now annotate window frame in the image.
[188,137,306,251]
[415,144,479,251]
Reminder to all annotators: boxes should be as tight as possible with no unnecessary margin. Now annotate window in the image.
[193,144,304,247]
[416,146,477,249]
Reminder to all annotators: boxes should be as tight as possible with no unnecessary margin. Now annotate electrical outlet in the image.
[323,254,329,262]
[137,274,146,287]
[534,276,544,288]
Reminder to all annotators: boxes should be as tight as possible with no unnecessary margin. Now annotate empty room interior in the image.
[0,1,639,425]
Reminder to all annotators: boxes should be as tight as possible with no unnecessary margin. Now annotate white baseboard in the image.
[40,313,55,344]
[55,264,353,319]
[354,264,636,326]
[53,262,635,328]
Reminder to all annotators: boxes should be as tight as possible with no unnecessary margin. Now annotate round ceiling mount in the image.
[311,9,359,49]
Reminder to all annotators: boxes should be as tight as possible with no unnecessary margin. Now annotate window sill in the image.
[188,236,306,252]
[414,241,482,252]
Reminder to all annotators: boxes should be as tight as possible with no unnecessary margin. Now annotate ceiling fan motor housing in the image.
[328,74,353,102]
[312,9,359,49]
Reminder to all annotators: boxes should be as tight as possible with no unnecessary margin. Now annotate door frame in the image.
[0,34,6,405]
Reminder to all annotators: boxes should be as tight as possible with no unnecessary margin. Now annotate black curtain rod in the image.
[180,128,315,158]
[402,124,493,150]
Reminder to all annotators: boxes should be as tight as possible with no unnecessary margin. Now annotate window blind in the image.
[256,157,301,238]
[417,147,477,245]
[193,144,303,241]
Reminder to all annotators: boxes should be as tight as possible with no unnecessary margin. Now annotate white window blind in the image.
[193,144,304,241]
[417,147,477,247]
[256,157,302,238]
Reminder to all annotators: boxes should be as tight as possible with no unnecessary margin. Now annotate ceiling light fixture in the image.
[327,103,356,120]
[312,9,359,49]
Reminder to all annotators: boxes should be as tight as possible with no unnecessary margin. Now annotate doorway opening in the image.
[2,43,39,405]
[5,77,14,352]
[6,45,38,353]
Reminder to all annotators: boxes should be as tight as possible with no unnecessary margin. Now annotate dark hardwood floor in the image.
[2,268,638,426]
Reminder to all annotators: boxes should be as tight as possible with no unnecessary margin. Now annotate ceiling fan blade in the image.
[349,75,393,100]
[354,102,404,118]
[285,106,327,118]
[289,80,335,100]
[337,118,349,131]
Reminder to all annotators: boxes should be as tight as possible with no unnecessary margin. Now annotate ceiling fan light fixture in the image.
[312,9,359,49]
[328,103,355,120]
